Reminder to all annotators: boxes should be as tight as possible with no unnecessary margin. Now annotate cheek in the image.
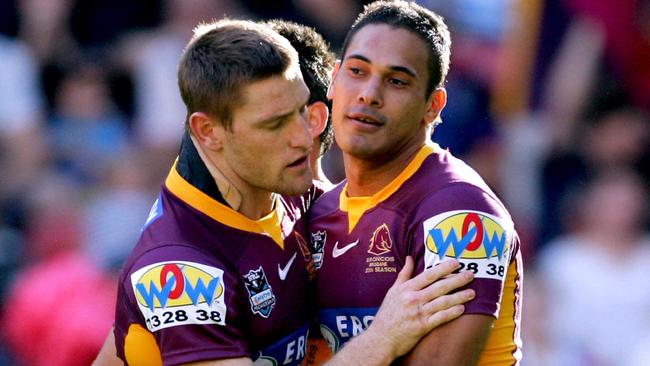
[227,137,259,168]
[398,100,427,123]
[235,135,283,170]
[331,81,354,107]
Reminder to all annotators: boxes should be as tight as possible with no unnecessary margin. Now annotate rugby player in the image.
[309,2,523,365]
[96,19,475,366]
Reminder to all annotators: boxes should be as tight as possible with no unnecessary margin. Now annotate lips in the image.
[287,155,308,168]
[347,111,384,126]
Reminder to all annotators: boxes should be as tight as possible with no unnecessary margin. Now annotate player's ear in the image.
[326,61,341,100]
[307,101,329,139]
[423,88,447,125]
[188,112,225,150]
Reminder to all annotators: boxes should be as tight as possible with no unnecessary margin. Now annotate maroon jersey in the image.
[309,144,523,365]
[114,162,322,365]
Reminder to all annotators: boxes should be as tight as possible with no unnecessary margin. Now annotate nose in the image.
[357,76,383,107]
[288,113,313,151]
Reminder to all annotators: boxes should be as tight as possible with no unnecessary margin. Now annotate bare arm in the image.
[399,314,494,366]
[325,258,475,366]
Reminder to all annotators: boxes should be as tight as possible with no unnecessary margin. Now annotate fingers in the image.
[394,256,415,285]
[406,259,460,291]
[422,288,475,315]
[422,288,474,330]
[421,269,474,303]
[427,304,466,329]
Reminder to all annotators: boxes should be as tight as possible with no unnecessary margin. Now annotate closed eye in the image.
[266,119,284,130]
[389,78,408,86]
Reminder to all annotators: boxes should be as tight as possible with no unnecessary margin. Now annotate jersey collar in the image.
[339,143,436,233]
[165,160,287,248]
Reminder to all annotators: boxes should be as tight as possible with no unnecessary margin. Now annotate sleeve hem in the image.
[164,348,250,366]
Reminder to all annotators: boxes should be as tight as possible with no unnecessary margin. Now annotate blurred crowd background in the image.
[0,0,649,365]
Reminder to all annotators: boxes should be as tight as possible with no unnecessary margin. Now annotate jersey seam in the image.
[509,256,523,365]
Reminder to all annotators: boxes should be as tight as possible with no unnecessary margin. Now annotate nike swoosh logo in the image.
[278,252,297,280]
[332,239,359,258]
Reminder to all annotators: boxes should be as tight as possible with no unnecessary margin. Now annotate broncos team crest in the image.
[311,231,326,269]
[243,266,276,318]
[368,223,392,256]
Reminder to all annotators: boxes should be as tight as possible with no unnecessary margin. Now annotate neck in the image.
[190,135,276,220]
[344,137,428,197]
[235,190,277,220]
[310,153,332,187]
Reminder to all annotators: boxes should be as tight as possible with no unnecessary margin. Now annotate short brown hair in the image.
[178,19,298,130]
[266,19,335,156]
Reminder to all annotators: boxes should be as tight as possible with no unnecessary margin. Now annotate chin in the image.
[343,143,381,159]
[277,177,312,196]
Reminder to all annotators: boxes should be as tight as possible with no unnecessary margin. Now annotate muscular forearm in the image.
[324,326,396,366]
[399,314,493,366]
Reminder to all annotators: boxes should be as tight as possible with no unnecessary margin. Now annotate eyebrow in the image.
[256,106,298,127]
[258,111,292,126]
[256,94,310,126]
[345,54,418,79]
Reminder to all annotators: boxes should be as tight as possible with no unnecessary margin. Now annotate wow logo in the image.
[131,261,227,331]
[423,211,511,279]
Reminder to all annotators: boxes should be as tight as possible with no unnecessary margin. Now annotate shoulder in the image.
[417,182,512,222]
[115,243,241,364]
[120,243,229,294]
[117,243,233,329]
[120,190,235,288]
[415,182,516,255]
[410,181,519,277]
[309,180,346,220]
[424,149,500,199]
[389,149,505,216]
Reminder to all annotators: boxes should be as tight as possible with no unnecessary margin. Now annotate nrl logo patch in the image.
[243,266,276,318]
[368,223,392,256]
[311,231,327,269]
